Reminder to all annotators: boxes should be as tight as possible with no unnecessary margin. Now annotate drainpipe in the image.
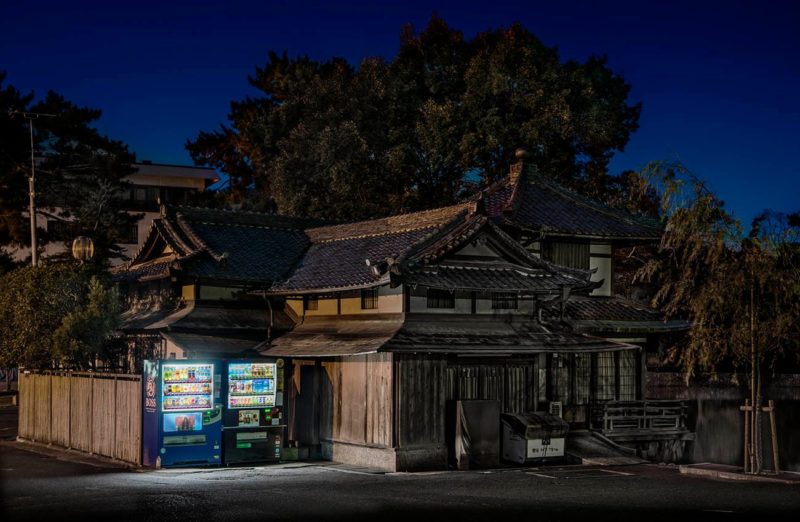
[262,290,273,346]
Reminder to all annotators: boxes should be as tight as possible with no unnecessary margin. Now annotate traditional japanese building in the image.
[115,206,321,366]
[482,151,688,365]
[261,199,647,470]
[117,152,690,470]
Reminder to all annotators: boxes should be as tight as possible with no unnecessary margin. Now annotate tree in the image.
[636,162,800,472]
[0,263,121,371]
[0,72,139,265]
[187,16,641,219]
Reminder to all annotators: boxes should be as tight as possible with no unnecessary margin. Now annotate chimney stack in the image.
[509,147,529,184]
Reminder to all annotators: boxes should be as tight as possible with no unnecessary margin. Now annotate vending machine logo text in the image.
[145,376,157,412]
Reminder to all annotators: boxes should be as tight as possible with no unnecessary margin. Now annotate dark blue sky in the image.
[2,0,798,223]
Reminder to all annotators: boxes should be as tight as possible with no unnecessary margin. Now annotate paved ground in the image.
[2,407,799,521]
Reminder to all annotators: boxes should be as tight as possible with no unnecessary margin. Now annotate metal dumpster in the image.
[501,412,569,464]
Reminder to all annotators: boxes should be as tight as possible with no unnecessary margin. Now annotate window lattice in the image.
[619,350,637,400]
[427,288,455,309]
[361,288,379,310]
[491,292,518,310]
[596,351,616,401]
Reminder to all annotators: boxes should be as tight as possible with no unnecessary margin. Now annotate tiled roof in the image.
[305,204,472,243]
[272,205,472,293]
[120,206,315,284]
[273,227,441,292]
[385,316,638,354]
[565,296,665,322]
[179,222,309,283]
[264,315,405,357]
[112,257,174,283]
[553,296,690,334]
[483,166,663,240]
[404,262,593,294]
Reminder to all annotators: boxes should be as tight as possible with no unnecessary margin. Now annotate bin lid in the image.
[501,412,569,438]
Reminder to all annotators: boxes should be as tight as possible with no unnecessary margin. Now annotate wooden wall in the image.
[321,353,393,447]
[289,354,393,449]
[17,372,142,466]
[395,354,447,448]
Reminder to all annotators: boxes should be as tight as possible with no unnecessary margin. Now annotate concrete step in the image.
[566,431,645,465]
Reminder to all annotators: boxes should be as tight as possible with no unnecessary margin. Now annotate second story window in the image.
[491,292,518,310]
[426,288,455,309]
[304,296,318,311]
[541,241,590,270]
[122,224,139,244]
[361,288,379,310]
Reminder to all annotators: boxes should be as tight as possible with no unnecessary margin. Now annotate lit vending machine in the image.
[223,359,285,465]
[142,360,222,468]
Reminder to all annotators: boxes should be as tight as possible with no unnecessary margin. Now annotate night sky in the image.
[2,0,798,223]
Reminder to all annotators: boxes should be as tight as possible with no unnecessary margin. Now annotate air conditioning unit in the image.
[549,401,563,418]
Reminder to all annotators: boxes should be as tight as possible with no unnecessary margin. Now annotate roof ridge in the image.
[174,214,223,262]
[306,203,474,242]
[188,220,312,232]
[311,224,446,244]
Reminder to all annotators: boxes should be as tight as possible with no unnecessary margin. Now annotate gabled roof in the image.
[269,204,474,293]
[483,162,663,240]
[120,206,320,285]
[269,202,598,295]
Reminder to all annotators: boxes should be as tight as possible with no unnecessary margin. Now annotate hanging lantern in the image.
[71,236,95,262]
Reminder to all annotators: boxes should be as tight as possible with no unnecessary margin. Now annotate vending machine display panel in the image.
[161,363,214,412]
[227,362,276,409]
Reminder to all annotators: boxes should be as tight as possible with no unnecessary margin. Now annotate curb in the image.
[1,438,136,471]
[679,464,800,485]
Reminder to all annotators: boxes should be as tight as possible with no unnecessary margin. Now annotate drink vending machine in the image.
[222,359,285,465]
[142,360,223,467]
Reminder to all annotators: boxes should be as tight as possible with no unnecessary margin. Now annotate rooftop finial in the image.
[509,147,529,184]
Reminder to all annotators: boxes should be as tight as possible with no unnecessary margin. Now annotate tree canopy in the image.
[187,16,641,220]
[0,72,139,266]
[0,263,121,371]
[636,162,800,382]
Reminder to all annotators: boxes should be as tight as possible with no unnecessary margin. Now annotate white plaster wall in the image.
[589,242,612,296]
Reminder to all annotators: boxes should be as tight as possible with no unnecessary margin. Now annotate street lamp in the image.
[71,236,95,263]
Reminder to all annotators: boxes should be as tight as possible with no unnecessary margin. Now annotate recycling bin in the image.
[501,412,569,464]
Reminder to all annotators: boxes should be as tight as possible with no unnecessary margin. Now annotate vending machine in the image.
[142,360,223,468]
[222,359,285,465]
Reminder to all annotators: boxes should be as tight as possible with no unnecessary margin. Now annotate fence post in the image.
[67,375,72,449]
[48,373,53,445]
[89,373,94,455]
[113,375,118,461]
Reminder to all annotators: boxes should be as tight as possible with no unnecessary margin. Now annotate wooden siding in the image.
[365,353,393,446]
[395,354,447,448]
[17,372,142,465]
[51,376,71,447]
[290,354,394,449]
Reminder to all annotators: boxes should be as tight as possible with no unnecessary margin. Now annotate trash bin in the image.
[501,412,569,464]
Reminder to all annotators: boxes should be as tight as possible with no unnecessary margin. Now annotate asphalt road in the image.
[1,407,798,522]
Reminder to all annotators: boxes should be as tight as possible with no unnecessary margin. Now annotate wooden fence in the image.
[18,371,142,466]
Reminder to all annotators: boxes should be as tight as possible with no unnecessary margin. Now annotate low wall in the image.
[647,372,800,471]
[18,371,142,466]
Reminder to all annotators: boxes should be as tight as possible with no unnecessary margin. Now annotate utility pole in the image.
[9,110,55,267]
